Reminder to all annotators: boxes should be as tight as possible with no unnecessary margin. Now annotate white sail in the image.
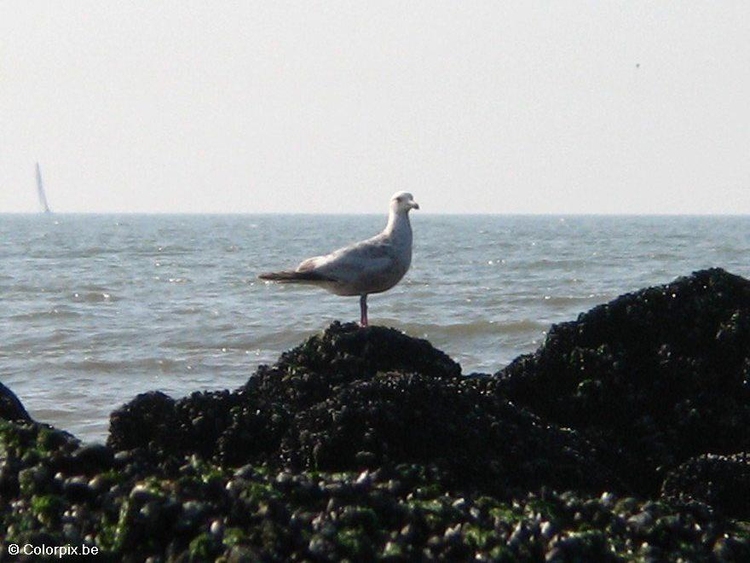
[35,163,52,214]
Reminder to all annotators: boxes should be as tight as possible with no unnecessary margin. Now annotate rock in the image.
[107,323,462,468]
[495,268,750,495]
[108,387,277,465]
[70,443,115,473]
[106,323,613,494]
[62,476,94,503]
[247,322,462,413]
[0,381,32,422]
[267,321,461,381]
[281,370,617,494]
[661,453,750,518]
[107,391,179,453]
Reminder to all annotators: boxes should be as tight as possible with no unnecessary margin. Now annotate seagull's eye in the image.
[396,196,403,202]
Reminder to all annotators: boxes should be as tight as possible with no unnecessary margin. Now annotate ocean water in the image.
[1,213,749,443]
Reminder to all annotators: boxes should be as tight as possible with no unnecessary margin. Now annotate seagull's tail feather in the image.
[259,270,333,284]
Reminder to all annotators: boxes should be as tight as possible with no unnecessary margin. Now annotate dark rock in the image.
[108,388,276,465]
[281,370,618,494]
[247,322,461,414]
[1,419,748,561]
[661,453,750,518]
[268,321,461,381]
[107,323,462,468]
[62,476,94,503]
[107,391,179,453]
[70,443,115,473]
[0,381,32,422]
[106,322,611,494]
[495,268,750,494]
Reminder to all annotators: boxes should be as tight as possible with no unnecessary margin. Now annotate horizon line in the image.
[2,210,750,218]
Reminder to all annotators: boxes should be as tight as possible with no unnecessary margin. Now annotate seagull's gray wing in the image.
[299,237,404,296]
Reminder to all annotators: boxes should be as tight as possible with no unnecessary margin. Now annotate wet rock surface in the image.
[661,453,750,519]
[496,267,750,495]
[0,381,31,422]
[1,269,749,561]
[107,324,617,497]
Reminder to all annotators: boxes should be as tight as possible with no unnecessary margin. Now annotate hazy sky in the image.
[1,2,749,214]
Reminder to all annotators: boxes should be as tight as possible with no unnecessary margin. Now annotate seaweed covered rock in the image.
[0,381,31,422]
[661,453,750,519]
[4,423,746,563]
[495,268,750,494]
[108,391,178,453]
[0,420,88,505]
[108,323,612,495]
[108,389,253,460]
[281,371,616,495]
[108,323,459,463]
[249,321,462,408]
[274,321,461,379]
[109,323,458,463]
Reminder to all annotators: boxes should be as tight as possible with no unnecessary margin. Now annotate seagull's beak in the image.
[410,200,420,210]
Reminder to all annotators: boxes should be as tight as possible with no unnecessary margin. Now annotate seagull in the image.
[259,191,419,326]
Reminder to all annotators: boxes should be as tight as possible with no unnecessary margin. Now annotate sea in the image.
[1,214,749,443]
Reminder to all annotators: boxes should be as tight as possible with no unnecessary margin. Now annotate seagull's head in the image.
[390,191,420,214]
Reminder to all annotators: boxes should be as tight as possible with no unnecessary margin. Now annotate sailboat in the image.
[35,163,52,214]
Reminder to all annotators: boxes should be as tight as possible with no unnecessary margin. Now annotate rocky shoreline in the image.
[1,268,749,561]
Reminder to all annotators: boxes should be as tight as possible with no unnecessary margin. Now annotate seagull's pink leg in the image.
[359,294,368,327]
